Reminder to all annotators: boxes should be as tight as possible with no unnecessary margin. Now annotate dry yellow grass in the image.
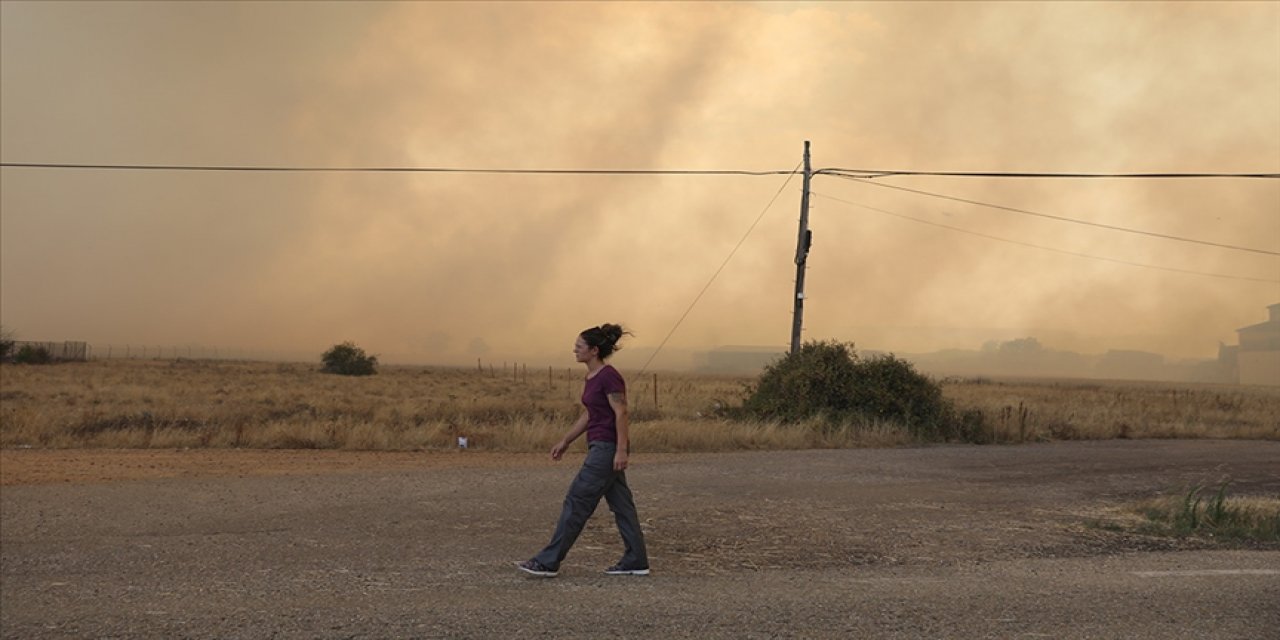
[946,377,1280,442]
[1087,488,1280,543]
[1,360,1276,451]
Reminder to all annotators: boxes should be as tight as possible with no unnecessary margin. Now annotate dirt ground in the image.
[0,449,558,486]
[2,441,1278,639]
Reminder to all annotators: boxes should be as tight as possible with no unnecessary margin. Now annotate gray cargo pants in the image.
[532,441,648,571]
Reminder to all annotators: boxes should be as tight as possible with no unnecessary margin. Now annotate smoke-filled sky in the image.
[2,1,1278,368]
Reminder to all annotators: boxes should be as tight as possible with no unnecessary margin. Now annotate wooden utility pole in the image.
[790,140,813,354]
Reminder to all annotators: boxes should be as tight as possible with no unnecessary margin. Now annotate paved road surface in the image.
[3,440,1278,638]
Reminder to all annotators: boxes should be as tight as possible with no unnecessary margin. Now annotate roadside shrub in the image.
[741,341,861,423]
[740,340,970,440]
[846,353,948,431]
[0,326,14,361]
[14,344,52,365]
[321,342,378,376]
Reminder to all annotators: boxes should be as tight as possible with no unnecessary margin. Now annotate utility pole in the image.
[790,140,813,354]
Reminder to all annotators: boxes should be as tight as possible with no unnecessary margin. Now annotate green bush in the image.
[14,344,52,365]
[740,340,972,440]
[321,342,378,376]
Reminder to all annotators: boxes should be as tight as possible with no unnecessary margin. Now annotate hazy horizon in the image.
[3,1,1278,369]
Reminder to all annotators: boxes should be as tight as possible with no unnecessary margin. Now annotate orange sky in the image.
[2,1,1277,367]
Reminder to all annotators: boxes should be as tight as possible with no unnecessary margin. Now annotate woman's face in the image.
[573,336,597,363]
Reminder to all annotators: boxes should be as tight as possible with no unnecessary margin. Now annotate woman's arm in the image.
[551,410,590,461]
[608,391,630,471]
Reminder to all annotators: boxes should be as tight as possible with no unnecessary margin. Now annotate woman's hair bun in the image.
[581,323,632,360]
[600,323,625,345]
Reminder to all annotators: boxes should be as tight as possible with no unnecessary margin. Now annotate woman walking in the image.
[517,324,650,577]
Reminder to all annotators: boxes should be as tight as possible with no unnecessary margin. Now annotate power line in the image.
[820,168,1280,179]
[636,163,803,376]
[6,161,1276,179]
[7,158,1274,258]
[0,162,794,176]
[811,191,1280,284]
[9,161,1276,180]
[828,174,1280,257]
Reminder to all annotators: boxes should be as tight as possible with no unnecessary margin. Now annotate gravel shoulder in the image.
[3,440,1278,638]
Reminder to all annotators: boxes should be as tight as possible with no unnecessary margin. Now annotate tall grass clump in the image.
[1137,481,1280,542]
[739,341,977,441]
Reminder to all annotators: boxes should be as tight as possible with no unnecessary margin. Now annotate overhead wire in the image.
[819,168,1280,180]
[8,162,1276,179]
[0,162,794,176]
[6,158,1275,286]
[6,162,1274,179]
[635,164,803,376]
[810,191,1280,285]
[826,174,1280,256]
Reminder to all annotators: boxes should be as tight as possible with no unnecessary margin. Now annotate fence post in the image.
[653,373,659,412]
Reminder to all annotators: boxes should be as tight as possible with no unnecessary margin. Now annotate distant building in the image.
[1223,303,1280,386]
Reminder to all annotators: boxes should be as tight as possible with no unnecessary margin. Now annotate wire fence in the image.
[8,341,89,362]
[88,344,311,362]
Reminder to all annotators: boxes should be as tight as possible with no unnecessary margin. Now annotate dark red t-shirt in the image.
[583,365,626,443]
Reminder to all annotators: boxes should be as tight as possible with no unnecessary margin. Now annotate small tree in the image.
[321,341,378,376]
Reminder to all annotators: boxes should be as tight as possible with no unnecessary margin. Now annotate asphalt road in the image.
[2,440,1278,639]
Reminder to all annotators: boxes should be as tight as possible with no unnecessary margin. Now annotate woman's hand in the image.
[550,439,569,461]
[613,449,629,472]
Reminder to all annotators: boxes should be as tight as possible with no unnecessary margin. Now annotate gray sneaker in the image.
[516,559,558,578]
[605,563,650,576]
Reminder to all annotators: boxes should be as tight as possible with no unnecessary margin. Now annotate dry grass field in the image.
[1,359,1277,451]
